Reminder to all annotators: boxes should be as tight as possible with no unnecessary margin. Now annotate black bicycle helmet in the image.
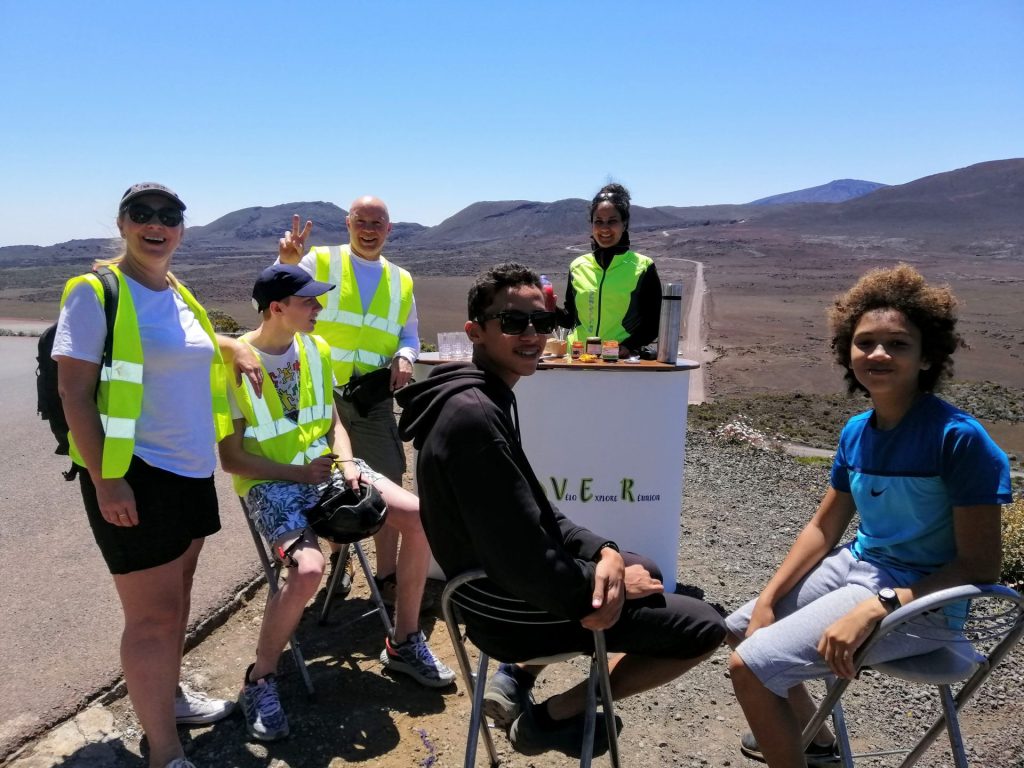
[307,482,388,543]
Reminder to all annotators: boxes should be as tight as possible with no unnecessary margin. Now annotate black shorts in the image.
[79,456,220,575]
[465,554,727,663]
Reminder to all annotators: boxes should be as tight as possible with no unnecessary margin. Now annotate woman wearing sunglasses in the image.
[558,183,662,359]
[52,182,261,768]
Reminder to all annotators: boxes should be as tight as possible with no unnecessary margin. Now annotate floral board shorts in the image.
[245,458,383,547]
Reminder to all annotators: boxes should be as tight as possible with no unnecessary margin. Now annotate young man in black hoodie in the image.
[397,263,725,758]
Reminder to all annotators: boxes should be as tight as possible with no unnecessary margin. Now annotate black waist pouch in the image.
[337,367,395,417]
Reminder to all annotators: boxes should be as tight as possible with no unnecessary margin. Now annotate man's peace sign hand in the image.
[279,214,313,264]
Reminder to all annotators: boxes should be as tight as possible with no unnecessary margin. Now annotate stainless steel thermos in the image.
[656,283,683,363]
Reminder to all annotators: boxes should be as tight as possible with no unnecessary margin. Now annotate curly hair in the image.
[467,262,541,320]
[829,263,965,394]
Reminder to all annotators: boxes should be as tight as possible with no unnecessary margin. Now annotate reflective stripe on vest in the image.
[310,245,413,385]
[62,266,233,479]
[231,333,335,498]
[566,250,654,344]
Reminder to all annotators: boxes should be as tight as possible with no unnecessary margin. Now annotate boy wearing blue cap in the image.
[218,265,453,742]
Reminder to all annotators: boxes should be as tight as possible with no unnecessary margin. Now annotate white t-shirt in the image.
[52,275,217,477]
[227,338,301,420]
[286,248,420,363]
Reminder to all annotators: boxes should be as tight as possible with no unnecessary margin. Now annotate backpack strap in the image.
[95,266,119,369]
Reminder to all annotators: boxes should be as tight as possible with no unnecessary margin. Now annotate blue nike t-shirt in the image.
[831,394,1012,585]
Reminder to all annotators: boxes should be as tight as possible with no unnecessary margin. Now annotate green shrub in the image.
[1003,498,1024,587]
[794,455,832,466]
[207,309,244,334]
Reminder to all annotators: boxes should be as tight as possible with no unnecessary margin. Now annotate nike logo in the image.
[870,488,886,497]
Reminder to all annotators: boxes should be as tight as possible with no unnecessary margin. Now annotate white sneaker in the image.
[174,684,236,725]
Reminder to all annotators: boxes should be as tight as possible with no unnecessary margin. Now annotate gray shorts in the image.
[726,545,950,697]
[335,392,406,484]
[246,459,384,548]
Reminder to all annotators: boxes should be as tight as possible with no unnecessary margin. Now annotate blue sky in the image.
[1,1,1021,247]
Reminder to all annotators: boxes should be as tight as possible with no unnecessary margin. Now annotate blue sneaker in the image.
[239,664,289,742]
[483,665,534,729]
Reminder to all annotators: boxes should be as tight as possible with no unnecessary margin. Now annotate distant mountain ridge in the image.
[1,159,1020,264]
[749,179,888,205]
[755,158,1024,236]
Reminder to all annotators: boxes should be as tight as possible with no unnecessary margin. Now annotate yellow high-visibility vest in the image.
[230,333,335,497]
[566,250,654,344]
[61,266,232,479]
[310,245,413,385]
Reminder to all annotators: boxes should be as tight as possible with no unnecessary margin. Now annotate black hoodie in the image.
[396,362,612,623]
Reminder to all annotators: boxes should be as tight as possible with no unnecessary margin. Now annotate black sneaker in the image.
[483,665,534,729]
[374,573,435,612]
[739,731,840,765]
[326,547,354,599]
[509,703,622,758]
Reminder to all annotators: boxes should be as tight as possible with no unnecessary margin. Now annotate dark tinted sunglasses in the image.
[478,310,557,335]
[125,202,183,227]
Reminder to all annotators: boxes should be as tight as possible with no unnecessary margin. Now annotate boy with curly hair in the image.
[726,264,1012,767]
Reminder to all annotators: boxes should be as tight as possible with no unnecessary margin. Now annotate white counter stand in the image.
[413,355,698,591]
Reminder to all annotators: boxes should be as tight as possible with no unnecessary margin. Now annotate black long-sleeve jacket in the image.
[396,363,613,623]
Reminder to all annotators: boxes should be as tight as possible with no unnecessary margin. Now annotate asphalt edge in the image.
[0,570,265,767]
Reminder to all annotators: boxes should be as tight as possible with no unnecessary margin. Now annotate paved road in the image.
[0,337,261,761]
[678,258,708,404]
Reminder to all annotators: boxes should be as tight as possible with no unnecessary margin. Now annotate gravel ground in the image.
[10,431,1022,768]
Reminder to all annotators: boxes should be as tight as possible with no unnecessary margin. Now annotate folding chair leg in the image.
[319,542,351,624]
[467,651,499,768]
[351,540,394,638]
[241,500,315,697]
[593,631,621,768]
[830,700,854,768]
[802,676,852,752]
[579,658,598,767]
[937,684,969,768]
[441,589,498,767]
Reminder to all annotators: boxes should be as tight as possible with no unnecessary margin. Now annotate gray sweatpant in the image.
[726,545,951,696]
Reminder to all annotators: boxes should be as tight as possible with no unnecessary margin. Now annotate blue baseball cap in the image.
[252,265,335,312]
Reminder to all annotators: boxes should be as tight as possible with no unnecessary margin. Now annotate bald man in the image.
[278,197,443,685]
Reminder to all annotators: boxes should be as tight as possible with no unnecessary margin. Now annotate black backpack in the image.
[36,267,119,480]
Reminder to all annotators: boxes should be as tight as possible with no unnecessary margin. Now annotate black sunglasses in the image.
[125,202,183,227]
[478,310,557,335]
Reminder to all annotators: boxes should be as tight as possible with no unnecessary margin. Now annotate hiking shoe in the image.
[174,684,235,725]
[374,573,436,612]
[326,547,354,600]
[509,702,622,758]
[164,760,197,768]
[483,666,534,729]
[380,631,455,688]
[739,731,840,764]
[239,664,289,742]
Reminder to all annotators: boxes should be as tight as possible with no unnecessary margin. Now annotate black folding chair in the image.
[800,583,1024,767]
[441,569,621,768]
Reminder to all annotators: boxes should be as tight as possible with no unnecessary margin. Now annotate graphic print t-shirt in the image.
[228,339,300,421]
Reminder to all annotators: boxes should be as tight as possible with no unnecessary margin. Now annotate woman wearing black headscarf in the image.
[559,184,662,358]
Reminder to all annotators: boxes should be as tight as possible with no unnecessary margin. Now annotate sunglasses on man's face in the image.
[125,202,183,227]
[478,310,557,335]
